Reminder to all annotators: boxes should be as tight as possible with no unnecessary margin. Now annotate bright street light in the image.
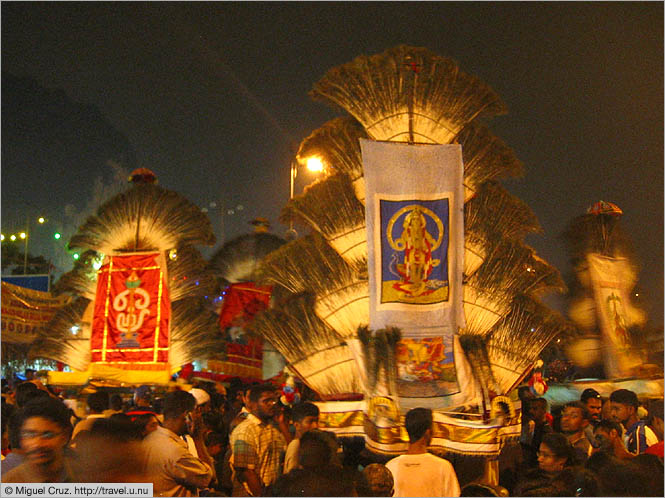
[305,156,324,173]
[38,217,46,224]
[10,235,17,241]
[19,232,27,240]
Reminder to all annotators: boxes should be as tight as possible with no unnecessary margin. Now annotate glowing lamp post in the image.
[18,216,47,274]
[288,156,325,235]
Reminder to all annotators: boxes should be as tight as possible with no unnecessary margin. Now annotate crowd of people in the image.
[1,374,663,497]
[504,387,664,496]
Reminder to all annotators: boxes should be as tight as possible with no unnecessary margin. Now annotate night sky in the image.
[2,3,663,323]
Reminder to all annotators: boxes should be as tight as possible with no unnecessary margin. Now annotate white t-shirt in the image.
[283,438,300,474]
[385,452,461,497]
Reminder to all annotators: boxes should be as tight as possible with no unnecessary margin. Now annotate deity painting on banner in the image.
[90,252,170,368]
[361,140,466,402]
[586,253,644,377]
[380,197,450,305]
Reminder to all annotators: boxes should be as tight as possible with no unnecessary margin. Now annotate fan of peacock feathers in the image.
[30,173,223,372]
[251,45,567,403]
[209,231,287,285]
[311,45,506,144]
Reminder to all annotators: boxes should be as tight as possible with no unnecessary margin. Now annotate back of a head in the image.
[647,398,664,422]
[541,432,575,465]
[275,466,356,497]
[70,418,146,483]
[594,418,622,435]
[585,450,616,473]
[529,397,548,409]
[18,396,73,436]
[594,457,652,496]
[361,463,394,497]
[632,453,665,496]
[87,391,110,413]
[609,389,638,408]
[292,401,320,422]
[15,381,46,407]
[405,407,432,443]
[163,390,196,420]
[109,394,123,411]
[90,416,142,442]
[299,430,334,469]
[248,383,278,404]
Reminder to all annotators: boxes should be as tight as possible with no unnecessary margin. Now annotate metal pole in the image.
[289,160,297,231]
[23,214,29,274]
[220,201,225,245]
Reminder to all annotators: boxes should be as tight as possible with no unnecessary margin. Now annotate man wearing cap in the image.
[610,388,658,454]
[184,388,211,458]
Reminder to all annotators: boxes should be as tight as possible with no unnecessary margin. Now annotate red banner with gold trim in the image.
[91,252,170,369]
[219,282,272,330]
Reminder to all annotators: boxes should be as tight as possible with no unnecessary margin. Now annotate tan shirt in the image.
[283,438,300,474]
[70,413,107,444]
[143,426,213,497]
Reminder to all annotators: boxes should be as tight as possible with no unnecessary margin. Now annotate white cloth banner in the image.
[361,139,466,400]
[587,253,644,377]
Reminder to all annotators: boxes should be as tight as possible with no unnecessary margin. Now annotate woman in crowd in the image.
[514,432,585,496]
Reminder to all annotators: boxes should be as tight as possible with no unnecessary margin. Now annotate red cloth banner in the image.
[91,252,170,368]
[219,282,272,330]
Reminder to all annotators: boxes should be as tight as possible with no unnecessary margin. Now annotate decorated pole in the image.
[252,46,569,488]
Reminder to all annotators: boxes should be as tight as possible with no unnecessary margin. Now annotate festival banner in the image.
[314,400,521,456]
[1,281,71,344]
[587,253,644,377]
[360,140,465,400]
[219,282,272,330]
[90,252,170,368]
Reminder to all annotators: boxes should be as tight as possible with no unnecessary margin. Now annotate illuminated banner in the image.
[91,252,170,368]
[587,253,644,377]
[361,140,465,400]
[1,282,71,344]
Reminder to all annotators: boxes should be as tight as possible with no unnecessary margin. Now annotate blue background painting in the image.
[379,198,450,285]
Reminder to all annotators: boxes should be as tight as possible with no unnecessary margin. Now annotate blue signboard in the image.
[1,275,50,292]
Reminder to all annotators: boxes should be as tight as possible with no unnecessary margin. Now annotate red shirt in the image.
[645,440,664,458]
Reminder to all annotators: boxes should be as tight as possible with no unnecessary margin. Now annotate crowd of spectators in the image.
[1,375,663,497]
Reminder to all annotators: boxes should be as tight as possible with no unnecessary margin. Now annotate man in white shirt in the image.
[283,402,320,474]
[385,407,460,497]
[70,391,109,445]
